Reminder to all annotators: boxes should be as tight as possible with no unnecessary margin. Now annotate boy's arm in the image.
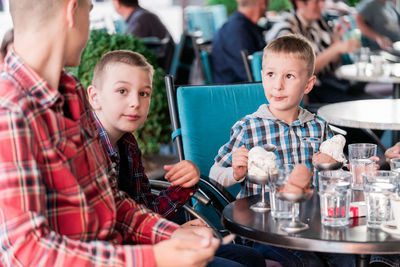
[128,143,196,220]
[209,162,245,187]
[209,120,248,187]
[0,108,168,267]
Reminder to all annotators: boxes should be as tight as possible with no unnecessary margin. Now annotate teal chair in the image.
[165,75,269,231]
[250,51,263,82]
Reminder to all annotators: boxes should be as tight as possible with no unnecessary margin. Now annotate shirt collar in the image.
[3,48,79,110]
[94,112,119,159]
[94,112,138,160]
[253,104,316,125]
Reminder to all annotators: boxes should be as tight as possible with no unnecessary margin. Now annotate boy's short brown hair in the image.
[262,34,315,77]
[92,50,154,88]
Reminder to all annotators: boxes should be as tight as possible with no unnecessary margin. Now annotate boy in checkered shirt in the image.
[209,34,355,267]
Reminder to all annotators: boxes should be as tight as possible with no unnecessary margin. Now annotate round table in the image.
[317,99,400,146]
[222,193,400,267]
[335,63,400,98]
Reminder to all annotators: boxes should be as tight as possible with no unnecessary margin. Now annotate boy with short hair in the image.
[0,0,219,266]
[88,49,267,267]
[210,34,355,267]
[88,50,199,219]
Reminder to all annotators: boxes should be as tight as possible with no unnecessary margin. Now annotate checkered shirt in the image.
[214,104,333,198]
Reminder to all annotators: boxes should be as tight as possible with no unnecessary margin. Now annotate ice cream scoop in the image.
[312,151,338,164]
[248,146,277,177]
[279,164,313,194]
[319,134,346,163]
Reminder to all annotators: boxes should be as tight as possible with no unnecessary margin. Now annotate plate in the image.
[380,221,400,238]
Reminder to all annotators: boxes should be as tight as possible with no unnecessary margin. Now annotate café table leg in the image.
[356,254,370,267]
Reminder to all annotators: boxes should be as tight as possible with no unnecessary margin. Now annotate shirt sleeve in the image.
[0,107,168,267]
[127,140,196,220]
[209,162,245,187]
[209,120,248,185]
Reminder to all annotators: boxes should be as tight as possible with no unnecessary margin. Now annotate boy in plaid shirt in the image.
[210,34,333,199]
[210,34,355,267]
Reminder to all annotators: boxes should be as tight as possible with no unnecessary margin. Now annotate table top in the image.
[335,63,400,83]
[317,99,400,130]
[222,193,400,255]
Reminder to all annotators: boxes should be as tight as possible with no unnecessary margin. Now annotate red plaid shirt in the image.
[95,115,195,220]
[0,50,179,267]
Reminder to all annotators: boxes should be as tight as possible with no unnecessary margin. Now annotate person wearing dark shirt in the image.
[211,0,268,83]
[113,0,175,73]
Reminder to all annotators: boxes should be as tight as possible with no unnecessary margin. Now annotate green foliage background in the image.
[71,29,170,156]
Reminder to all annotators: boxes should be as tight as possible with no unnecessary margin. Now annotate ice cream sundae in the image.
[248,146,277,177]
[312,135,346,164]
[278,164,313,194]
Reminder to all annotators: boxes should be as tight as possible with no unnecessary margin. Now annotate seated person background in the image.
[355,0,400,50]
[0,28,13,64]
[87,49,267,267]
[211,0,268,83]
[266,0,365,104]
[0,0,219,265]
[113,0,175,73]
[209,34,355,267]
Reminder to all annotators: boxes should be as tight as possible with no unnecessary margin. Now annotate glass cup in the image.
[370,54,384,76]
[363,171,398,228]
[390,158,400,174]
[319,170,352,227]
[391,196,400,228]
[270,164,299,219]
[348,143,377,190]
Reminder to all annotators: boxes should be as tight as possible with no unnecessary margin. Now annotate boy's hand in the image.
[164,160,200,188]
[154,226,219,267]
[181,219,207,228]
[385,142,400,163]
[232,145,249,181]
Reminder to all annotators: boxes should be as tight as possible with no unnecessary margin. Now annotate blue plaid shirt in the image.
[94,113,195,219]
[213,104,333,198]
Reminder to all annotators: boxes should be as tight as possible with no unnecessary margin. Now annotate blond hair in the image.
[262,34,315,76]
[92,50,154,88]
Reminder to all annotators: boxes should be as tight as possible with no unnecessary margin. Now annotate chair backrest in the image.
[184,5,228,42]
[165,75,269,230]
[169,33,197,85]
[200,50,213,84]
[240,50,254,82]
[251,51,263,82]
[165,75,268,182]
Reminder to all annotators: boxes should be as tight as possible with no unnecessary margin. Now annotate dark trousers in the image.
[207,243,266,267]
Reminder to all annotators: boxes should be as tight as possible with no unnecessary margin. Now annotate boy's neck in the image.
[268,106,300,124]
[14,31,64,90]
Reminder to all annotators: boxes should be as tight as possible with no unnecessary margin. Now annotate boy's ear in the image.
[87,85,101,110]
[65,0,79,28]
[304,75,316,95]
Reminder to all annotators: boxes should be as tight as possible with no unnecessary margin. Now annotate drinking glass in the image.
[390,158,400,173]
[348,143,377,190]
[363,171,398,228]
[270,164,299,219]
[319,170,352,227]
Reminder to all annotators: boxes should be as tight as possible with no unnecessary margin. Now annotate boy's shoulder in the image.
[232,104,274,127]
[298,107,328,125]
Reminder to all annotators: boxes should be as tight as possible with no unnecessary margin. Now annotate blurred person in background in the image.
[355,0,400,50]
[211,0,269,83]
[266,0,365,105]
[113,0,175,73]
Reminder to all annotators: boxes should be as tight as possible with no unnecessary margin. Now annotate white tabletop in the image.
[335,63,400,83]
[317,99,400,130]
